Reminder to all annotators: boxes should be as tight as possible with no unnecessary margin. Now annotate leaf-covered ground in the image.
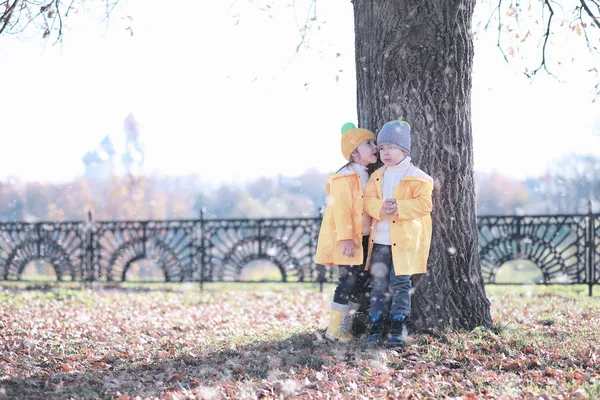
[0,283,599,399]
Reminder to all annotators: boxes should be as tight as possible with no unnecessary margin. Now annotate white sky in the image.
[1,0,599,185]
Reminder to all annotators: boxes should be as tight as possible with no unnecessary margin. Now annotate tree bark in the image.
[353,0,492,332]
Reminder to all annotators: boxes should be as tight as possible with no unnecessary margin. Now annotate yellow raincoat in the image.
[364,165,434,275]
[315,170,366,267]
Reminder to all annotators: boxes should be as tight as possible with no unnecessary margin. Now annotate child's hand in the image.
[382,199,397,215]
[341,240,356,257]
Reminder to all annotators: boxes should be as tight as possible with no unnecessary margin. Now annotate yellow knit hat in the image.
[340,122,376,161]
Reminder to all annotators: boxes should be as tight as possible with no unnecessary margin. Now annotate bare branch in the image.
[64,0,75,17]
[101,0,119,23]
[576,4,596,53]
[9,2,46,37]
[53,0,62,43]
[483,2,500,31]
[9,0,27,31]
[0,0,19,34]
[584,0,600,18]
[292,0,317,53]
[495,0,511,63]
[526,0,556,78]
[580,0,600,29]
[13,3,42,33]
[1,0,122,41]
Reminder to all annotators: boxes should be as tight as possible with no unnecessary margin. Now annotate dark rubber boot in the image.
[366,314,385,345]
[386,314,406,348]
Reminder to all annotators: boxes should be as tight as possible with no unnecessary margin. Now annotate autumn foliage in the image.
[0,284,598,399]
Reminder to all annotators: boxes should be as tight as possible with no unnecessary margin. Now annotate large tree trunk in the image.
[353,0,492,332]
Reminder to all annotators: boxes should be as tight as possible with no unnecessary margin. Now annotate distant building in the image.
[82,113,144,181]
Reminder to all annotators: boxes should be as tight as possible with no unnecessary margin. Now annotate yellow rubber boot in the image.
[325,309,343,342]
[325,303,353,343]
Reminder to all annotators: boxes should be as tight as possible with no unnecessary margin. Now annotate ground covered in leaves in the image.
[0,283,599,399]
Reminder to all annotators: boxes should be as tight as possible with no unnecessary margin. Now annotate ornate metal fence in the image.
[1,210,598,294]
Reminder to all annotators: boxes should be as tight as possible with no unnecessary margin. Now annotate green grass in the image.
[15,259,577,286]
[3,278,597,297]
[494,259,544,283]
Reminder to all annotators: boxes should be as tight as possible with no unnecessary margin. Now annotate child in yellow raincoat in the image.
[315,122,378,342]
[364,117,433,347]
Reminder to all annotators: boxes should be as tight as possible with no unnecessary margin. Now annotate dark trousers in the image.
[369,244,412,317]
[333,236,370,306]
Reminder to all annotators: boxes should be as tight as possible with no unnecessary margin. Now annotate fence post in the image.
[199,208,205,292]
[86,210,95,283]
[588,200,594,297]
[35,222,41,259]
[317,264,325,293]
[142,221,147,260]
[257,220,263,258]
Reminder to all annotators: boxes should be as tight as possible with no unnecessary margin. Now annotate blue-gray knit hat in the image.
[377,117,412,154]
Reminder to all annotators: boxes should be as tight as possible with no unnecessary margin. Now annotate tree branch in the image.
[64,0,74,17]
[292,0,317,53]
[1,0,121,41]
[9,1,43,36]
[526,0,556,78]
[0,0,18,34]
[496,0,510,63]
[101,0,119,23]
[577,4,595,52]
[483,1,500,31]
[53,0,62,42]
[580,0,600,29]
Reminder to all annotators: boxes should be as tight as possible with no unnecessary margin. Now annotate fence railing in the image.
[1,209,598,294]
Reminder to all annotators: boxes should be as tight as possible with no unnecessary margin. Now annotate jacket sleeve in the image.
[330,177,354,240]
[395,180,433,220]
[364,176,384,220]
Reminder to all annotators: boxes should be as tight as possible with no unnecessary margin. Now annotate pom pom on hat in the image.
[340,122,376,161]
[377,117,412,154]
[341,122,357,134]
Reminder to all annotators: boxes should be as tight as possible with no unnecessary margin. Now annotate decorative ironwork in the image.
[478,215,587,284]
[201,218,320,282]
[0,211,598,294]
[92,220,197,282]
[0,221,86,281]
